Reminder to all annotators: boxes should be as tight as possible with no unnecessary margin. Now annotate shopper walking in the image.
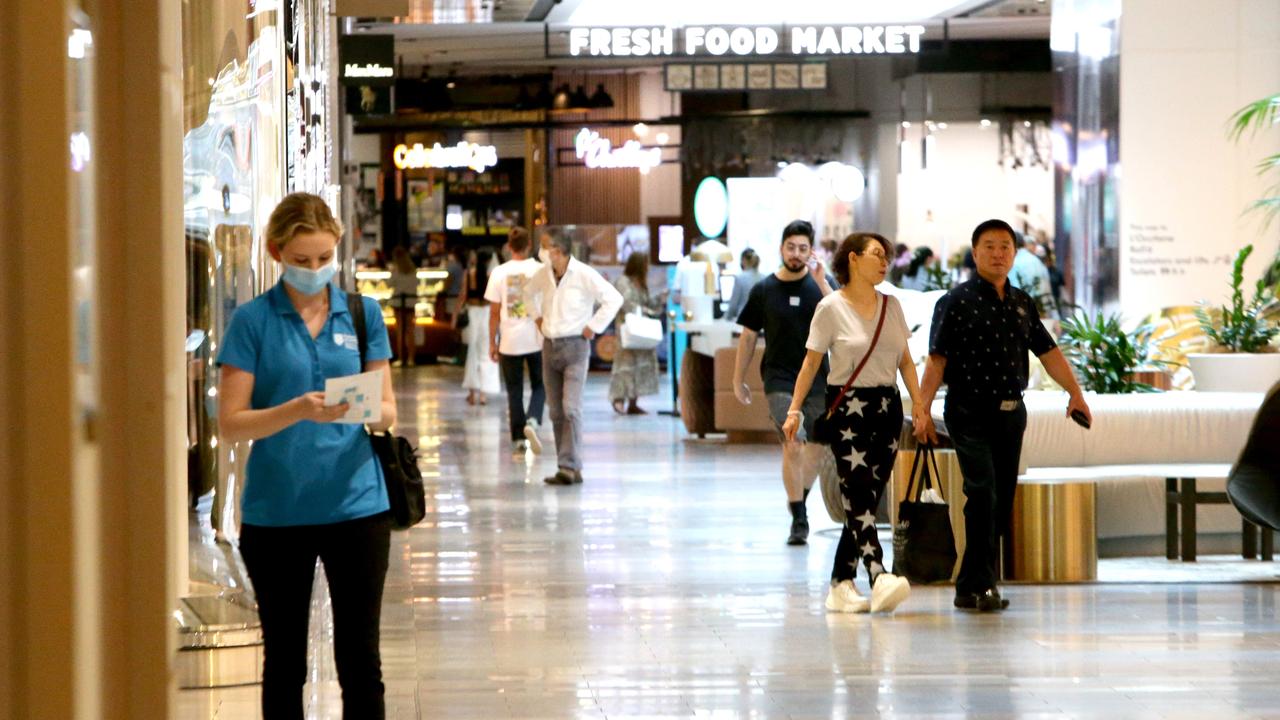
[458,248,501,405]
[914,218,1091,613]
[216,192,397,719]
[485,227,547,454]
[609,252,666,415]
[725,248,763,321]
[531,229,624,485]
[388,245,419,367]
[783,233,921,614]
[733,220,837,545]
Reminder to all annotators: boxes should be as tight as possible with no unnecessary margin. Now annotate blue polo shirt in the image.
[216,281,393,527]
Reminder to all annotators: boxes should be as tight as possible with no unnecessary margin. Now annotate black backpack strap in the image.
[347,292,368,367]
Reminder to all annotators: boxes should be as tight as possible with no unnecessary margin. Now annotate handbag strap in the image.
[902,444,946,502]
[348,292,368,366]
[822,293,888,420]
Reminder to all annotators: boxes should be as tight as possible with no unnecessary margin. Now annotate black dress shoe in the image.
[954,589,1010,611]
[787,517,809,546]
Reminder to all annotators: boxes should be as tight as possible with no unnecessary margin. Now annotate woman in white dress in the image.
[457,248,501,404]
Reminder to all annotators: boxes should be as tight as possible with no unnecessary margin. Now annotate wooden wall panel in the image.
[547,73,644,225]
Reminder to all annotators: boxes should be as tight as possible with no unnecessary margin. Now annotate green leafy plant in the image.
[1059,310,1170,393]
[922,262,954,292]
[1229,93,1280,227]
[1011,269,1058,318]
[1194,244,1279,353]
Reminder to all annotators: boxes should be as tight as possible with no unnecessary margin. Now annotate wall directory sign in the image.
[551,24,926,59]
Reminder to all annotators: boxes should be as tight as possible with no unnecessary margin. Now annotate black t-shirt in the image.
[928,276,1057,405]
[737,273,831,394]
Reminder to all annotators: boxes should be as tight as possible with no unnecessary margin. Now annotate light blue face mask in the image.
[282,261,337,295]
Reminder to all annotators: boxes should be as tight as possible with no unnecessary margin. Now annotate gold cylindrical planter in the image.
[1009,482,1098,582]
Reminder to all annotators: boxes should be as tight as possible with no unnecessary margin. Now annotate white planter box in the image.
[1187,353,1280,392]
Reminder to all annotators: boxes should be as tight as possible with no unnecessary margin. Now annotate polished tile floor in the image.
[178,366,1280,719]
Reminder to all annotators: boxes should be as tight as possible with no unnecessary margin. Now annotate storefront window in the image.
[68,8,98,444]
[182,0,286,545]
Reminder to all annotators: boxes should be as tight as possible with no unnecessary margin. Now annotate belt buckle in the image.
[998,399,1018,411]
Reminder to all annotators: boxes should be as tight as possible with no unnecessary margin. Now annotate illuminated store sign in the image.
[574,129,661,173]
[344,62,394,79]
[393,142,499,172]
[339,34,394,86]
[565,25,925,58]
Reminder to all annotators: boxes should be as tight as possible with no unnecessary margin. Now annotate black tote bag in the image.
[892,444,958,584]
[349,294,427,530]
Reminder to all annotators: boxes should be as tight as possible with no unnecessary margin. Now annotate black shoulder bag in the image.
[811,294,887,445]
[348,293,427,531]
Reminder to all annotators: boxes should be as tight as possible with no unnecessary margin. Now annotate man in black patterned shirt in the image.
[913,219,1091,613]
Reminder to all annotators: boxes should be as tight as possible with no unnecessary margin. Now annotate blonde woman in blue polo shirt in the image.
[217,192,397,719]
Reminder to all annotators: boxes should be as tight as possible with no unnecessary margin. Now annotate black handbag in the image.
[811,294,887,445]
[348,293,427,531]
[892,444,958,584]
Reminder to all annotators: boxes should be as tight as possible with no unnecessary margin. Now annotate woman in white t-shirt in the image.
[782,233,924,615]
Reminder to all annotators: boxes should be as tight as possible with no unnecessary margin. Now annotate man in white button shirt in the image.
[531,229,624,485]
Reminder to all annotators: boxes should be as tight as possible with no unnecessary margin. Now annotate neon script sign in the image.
[393,142,499,172]
[567,25,925,57]
[574,129,662,173]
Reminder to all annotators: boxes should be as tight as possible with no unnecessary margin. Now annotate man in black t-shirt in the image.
[914,218,1091,613]
[734,220,836,545]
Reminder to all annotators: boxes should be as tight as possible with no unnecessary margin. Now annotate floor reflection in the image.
[177,364,1280,719]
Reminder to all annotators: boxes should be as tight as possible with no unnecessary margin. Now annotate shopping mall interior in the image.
[2,0,1279,718]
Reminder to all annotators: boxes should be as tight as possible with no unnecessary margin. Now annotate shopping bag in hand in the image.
[892,444,958,584]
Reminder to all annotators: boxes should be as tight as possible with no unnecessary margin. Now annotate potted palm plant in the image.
[1187,244,1280,391]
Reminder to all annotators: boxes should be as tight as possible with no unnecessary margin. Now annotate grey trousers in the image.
[543,336,590,473]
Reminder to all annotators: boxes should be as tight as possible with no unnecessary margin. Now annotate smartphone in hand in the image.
[1070,409,1091,430]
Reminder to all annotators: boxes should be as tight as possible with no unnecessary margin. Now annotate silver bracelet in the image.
[786,410,802,416]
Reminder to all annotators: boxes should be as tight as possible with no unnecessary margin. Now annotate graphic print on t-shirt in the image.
[506,273,530,319]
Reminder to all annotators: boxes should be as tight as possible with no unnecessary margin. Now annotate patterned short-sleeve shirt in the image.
[928,276,1056,404]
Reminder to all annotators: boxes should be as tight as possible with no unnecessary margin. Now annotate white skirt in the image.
[462,305,501,394]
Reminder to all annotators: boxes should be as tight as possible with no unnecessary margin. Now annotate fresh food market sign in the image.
[560,25,926,58]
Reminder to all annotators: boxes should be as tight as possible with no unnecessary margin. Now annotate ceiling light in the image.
[569,85,593,110]
[655,131,670,145]
[937,122,948,129]
[1024,120,1032,127]
[589,83,614,108]
[633,122,649,137]
[550,84,573,112]
[980,118,992,127]
[901,121,911,128]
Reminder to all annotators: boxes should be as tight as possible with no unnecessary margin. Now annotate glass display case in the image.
[355,267,460,360]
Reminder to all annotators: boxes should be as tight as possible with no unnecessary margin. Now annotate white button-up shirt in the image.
[532,257,624,339]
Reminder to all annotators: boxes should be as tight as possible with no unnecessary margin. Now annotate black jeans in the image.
[240,512,392,720]
[944,399,1027,596]
[500,351,545,441]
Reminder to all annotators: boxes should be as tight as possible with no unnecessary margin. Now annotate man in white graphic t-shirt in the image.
[485,227,547,454]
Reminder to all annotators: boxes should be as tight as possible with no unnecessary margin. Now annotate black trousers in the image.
[240,512,392,720]
[943,399,1027,596]
[827,385,903,584]
[500,351,545,441]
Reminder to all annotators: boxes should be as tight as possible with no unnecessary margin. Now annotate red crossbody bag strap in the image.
[822,293,888,420]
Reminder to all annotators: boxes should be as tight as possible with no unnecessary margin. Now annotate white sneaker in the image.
[512,439,528,454]
[825,580,870,614]
[523,420,543,454]
[870,573,910,613]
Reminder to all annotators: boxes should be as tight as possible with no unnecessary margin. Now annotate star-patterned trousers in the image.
[825,385,903,585]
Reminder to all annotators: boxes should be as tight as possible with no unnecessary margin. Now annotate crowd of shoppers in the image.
[217,193,1094,718]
